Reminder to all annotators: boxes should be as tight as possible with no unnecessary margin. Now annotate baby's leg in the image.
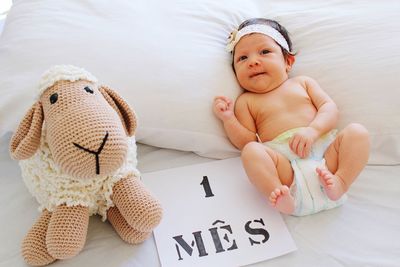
[241,142,295,214]
[321,123,370,200]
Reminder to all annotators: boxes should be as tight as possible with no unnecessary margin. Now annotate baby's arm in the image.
[289,76,339,158]
[304,76,339,135]
[213,95,257,150]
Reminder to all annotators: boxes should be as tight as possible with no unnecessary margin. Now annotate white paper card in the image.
[142,157,296,267]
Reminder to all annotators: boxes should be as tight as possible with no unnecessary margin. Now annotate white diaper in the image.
[264,128,347,216]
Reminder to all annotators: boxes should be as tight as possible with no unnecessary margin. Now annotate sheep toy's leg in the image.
[111,174,163,234]
[22,210,56,266]
[46,205,89,260]
[107,206,152,244]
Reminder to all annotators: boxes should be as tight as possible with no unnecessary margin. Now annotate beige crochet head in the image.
[10,65,137,179]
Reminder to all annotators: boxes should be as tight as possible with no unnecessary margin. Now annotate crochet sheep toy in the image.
[9,65,163,266]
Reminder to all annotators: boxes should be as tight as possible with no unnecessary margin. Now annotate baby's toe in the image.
[269,197,276,205]
[274,188,281,196]
[318,169,328,178]
[281,185,289,194]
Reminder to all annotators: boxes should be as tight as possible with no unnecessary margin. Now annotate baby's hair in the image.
[234,18,295,59]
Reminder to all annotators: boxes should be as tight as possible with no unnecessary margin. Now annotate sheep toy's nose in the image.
[73,132,109,175]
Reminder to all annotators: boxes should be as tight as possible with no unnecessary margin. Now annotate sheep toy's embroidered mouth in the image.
[73,132,109,175]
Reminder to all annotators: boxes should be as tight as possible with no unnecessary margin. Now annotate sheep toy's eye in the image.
[84,86,94,94]
[49,93,58,104]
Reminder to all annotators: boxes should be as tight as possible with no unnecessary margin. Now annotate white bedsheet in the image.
[0,134,399,267]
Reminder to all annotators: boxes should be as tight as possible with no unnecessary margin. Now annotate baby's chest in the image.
[254,88,311,116]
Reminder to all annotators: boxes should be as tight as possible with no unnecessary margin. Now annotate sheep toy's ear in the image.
[99,85,137,136]
[9,102,44,160]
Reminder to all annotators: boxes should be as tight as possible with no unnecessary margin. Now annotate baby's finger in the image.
[227,102,235,111]
[214,98,226,107]
[303,140,312,157]
[220,95,232,102]
[215,102,227,111]
[297,139,306,158]
[290,136,300,154]
[215,95,231,104]
[214,95,225,101]
[214,98,226,105]
[214,97,225,105]
[289,136,295,151]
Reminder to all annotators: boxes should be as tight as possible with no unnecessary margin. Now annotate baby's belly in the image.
[257,114,314,142]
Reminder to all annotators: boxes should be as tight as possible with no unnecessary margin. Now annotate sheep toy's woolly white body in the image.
[19,128,140,221]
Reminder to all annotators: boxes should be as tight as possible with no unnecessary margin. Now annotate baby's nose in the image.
[248,57,260,67]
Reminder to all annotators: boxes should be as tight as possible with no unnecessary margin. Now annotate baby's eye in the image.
[261,49,270,55]
[238,55,247,62]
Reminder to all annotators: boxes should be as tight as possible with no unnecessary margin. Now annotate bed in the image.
[0,0,399,266]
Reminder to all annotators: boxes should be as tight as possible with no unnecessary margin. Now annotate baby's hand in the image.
[213,96,234,122]
[289,127,319,158]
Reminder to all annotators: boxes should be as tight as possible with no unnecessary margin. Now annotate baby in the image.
[213,18,370,216]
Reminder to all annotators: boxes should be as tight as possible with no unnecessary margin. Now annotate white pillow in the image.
[0,0,399,164]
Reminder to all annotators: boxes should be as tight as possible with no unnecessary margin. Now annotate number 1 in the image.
[200,176,215,198]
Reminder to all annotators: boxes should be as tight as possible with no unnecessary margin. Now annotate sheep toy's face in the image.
[40,80,128,179]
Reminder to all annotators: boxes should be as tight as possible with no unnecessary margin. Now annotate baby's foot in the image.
[269,185,295,214]
[316,167,346,201]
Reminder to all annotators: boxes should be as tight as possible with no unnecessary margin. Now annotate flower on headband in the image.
[226,29,238,52]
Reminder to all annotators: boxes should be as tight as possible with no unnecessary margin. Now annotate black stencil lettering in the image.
[200,176,215,198]
[173,235,193,260]
[193,231,208,257]
[175,244,184,260]
[209,227,225,253]
[245,218,270,246]
[173,231,208,261]
[209,220,238,253]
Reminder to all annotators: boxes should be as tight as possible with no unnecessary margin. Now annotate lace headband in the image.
[226,24,290,53]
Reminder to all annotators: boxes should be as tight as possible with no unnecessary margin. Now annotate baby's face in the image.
[233,33,290,93]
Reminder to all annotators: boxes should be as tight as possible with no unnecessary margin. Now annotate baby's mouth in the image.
[249,72,266,78]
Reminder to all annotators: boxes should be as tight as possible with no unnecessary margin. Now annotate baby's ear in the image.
[99,85,137,136]
[285,54,296,72]
[9,102,44,160]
